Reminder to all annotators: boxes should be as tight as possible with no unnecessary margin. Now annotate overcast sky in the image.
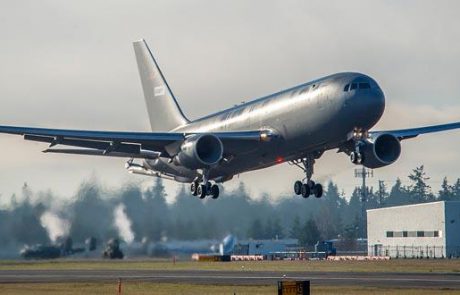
[0,0,459,202]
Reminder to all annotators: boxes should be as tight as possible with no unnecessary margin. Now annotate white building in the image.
[367,201,460,258]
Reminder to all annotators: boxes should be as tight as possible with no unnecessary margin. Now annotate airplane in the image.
[1,39,460,200]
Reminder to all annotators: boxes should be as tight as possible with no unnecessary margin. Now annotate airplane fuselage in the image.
[146,72,385,182]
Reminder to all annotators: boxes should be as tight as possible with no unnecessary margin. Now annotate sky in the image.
[0,0,459,203]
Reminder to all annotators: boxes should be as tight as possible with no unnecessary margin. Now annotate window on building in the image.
[394,231,403,238]
[386,231,394,238]
[408,231,417,237]
[417,231,425,237]
[403,231,408,237]
[434,231,439,237]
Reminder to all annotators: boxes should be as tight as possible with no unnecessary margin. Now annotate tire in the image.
[206,181,212,194]
[197,184,206,199]
[191,182,198,196]
[301,183,310,198]
[350,152,357,164]
[313,183,323,198]
[211,184,220,199]
[294,181,302,195]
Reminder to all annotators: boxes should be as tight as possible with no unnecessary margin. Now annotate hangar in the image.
[367,201,460,258]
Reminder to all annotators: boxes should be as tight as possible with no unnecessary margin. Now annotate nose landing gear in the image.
[290,155,323,198]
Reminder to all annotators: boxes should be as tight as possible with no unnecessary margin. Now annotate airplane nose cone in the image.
[345,88,385,130]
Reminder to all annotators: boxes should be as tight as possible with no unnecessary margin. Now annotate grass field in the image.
[0,258,460,273]
[0,282,458,295]
[1,259,459,294]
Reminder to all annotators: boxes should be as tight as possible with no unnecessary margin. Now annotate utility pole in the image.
[354,166,373,238]
[378,180,385,207]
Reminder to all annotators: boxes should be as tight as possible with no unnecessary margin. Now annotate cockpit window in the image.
[350,83,357,90]
[343,84,350,92]
[359,82,371,89]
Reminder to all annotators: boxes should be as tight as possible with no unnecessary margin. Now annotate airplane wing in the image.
[369,122,460,140]
[0,125,273,159]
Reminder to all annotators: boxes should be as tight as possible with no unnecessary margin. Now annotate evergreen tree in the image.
[248,218,264,239]
[144,178,170,241]
[386,178,408,206]
[451,179,460,201]
[300,218,321,247]
[438,177,454,201]
[377,181,388,207]
[289,215,302,239]
[316,181,343,239]
[263,218,273,239]
[272,218,284,239]
[407,165,434,203]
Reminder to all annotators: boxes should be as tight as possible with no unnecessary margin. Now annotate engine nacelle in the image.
[361,133,401,169]
[174,134,223,170]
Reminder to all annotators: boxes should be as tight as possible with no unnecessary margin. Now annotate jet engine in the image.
[360,133,401,169]
[174,134,223,169]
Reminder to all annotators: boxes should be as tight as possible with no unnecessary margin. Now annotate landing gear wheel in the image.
[211,184,220,199]
[205,181,212,195]
[313,183,323,198]
[350,152,363,164]
[197,184,207,199]
[301,184,311,198]
[294,181,302,195]
[191,181,199,196]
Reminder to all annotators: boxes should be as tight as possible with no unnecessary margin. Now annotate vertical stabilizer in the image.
[133,39,189,131]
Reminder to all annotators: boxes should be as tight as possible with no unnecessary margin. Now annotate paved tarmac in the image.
[0,269,459,289]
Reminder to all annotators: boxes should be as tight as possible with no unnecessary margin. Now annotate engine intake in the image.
[174,134,223,169]
[361,133,401,169]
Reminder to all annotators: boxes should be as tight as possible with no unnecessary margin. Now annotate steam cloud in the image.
[114,204,135,244]
[40,211,70,243]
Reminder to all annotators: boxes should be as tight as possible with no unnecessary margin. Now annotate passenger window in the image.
[350,83,357,90]
[359,83,371,89]
[343,84,350,92]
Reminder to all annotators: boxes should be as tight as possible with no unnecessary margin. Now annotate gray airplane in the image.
[1,39,459,199]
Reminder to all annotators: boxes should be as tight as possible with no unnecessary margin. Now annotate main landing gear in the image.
[290,155,323,198]
[191,181,219,199]
[190,170,219,199]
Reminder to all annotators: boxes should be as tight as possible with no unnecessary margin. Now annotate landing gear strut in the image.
[350,128,366,165]
[190,170,220,199]
[290,155,323,198]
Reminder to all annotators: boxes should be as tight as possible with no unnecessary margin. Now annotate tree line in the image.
[0,165,459,257]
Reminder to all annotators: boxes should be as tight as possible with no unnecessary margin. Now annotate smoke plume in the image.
[40,211,70,243]
[114,204,134,244]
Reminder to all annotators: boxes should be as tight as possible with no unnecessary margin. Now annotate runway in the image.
[0,269,459,289]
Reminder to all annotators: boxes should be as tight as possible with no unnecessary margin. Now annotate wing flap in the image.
[43,148,160,159]
[0,124,275,159]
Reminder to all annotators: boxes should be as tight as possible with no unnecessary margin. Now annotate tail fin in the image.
[133,39,189,131]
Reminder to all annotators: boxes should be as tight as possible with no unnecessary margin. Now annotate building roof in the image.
[367,201,460,212]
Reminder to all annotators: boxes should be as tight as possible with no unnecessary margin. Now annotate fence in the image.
[368,245,460,259]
